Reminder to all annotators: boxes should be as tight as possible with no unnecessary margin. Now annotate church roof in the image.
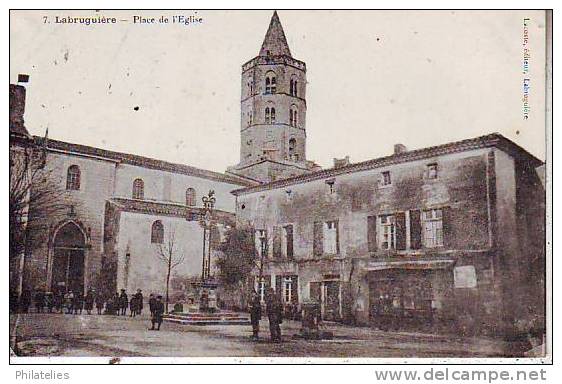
[232,133,544,196]
[36,137,257,187]
[259,11,292,57]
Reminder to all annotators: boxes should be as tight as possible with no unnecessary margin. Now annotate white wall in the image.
[115,212,207,296]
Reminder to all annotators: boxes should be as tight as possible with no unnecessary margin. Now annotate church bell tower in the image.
[227,11,317,183]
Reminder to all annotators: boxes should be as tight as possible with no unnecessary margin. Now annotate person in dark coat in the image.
[119,289,128,316]
[20,289,32,313]
[265,287,282,343]
[249,290,262,340]
[112,292,120,315]
[73,291,84,315]
[53,290,63,313]
[34,289,45,313]
[95,293,104,315]
[135,289,144,316]
[148,294,156,317]
[150,295,164,330]
[129,294,137,317]
[84,289,95,315]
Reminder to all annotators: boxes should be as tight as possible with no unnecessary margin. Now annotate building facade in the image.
[230,13,546,335]
[10,83,253,298]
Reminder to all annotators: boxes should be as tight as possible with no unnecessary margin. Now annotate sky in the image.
[10,10,547,173]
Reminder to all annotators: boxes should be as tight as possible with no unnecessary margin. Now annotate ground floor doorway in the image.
[50,222,86,294]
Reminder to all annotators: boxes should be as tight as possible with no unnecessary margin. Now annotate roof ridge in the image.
[232,133,543,195]
[35,136,256,187]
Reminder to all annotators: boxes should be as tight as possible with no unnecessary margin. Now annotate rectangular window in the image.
[423,209,443,247]
[427,163,438,179]
[381,171,392,186]
[282,225,294,259]
[283,276,293,303]
[255,229,267,258]
[323,221,338,254]
[379,215,396,250]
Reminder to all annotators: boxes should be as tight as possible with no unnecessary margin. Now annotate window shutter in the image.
[335,220,340,254]
[442,206,453,248]
[275,275,282,294]
[291,275,299,304]
[313,222,323,256]
[248,275,256,292]
[410,210,422,250]
[367,215,377,252]
[396,212,407,250]
[272,226,282,258]
[286,225,294,259]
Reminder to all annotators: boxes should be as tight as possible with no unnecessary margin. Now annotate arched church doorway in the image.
[51,222,86,294]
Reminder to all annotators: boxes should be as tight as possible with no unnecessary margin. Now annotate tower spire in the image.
[259,11,292,57]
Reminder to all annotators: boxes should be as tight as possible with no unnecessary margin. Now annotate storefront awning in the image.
[362,259,455,272]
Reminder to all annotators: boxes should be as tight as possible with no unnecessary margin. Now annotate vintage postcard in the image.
[9,9,550,365]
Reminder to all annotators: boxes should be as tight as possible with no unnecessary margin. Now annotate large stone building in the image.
[10,12,545,335]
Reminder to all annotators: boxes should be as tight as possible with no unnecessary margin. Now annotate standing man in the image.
[150,295,164,331]
[148,294,156,317]
[34,289,45,313]
[249,290,262,340]
[119,289,128,316]
[265,287,282,343]
[53,290,63,313]
[129,294,137,317]
[73,290,84,315]
[84,289,95,315]
[135,289,144,316]
[95,292,104,315]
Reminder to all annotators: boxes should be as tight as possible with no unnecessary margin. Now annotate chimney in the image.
[10,74,30,136]
[394,144,407,154]
[333,156,350,169]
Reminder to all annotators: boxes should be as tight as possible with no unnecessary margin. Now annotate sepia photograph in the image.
[8,9,550,364]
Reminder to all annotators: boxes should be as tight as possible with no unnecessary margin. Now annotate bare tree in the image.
[156,226,186,313]
[10,140,67,295]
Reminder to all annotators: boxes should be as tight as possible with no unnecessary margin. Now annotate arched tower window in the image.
[66,165,81,190]
[288,138,299,161]
[270,107,276,123]
[265,72,277,94]
[132,178,144,199]
[290,75,298,97]
[186,188,196,207]
[290,105,298,127]
[265,107,270,124]
[151,220,164,244]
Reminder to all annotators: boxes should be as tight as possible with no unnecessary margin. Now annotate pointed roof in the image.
[259,11,292,57]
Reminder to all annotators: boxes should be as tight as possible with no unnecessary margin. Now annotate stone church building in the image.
[10,12,545,335]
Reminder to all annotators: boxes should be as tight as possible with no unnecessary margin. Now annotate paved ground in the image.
[11,312,516,358]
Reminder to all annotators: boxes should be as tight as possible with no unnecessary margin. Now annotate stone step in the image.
[163,312,251,326]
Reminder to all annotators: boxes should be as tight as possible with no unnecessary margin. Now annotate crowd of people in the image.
[16,285,287,340]
[17,286,166,330]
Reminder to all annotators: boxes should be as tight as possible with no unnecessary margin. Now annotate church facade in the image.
[10,12,545,335]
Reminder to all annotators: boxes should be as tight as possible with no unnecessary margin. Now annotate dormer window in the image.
[325,178,336,194]
[426,163,438,179]
[381,171,392,186]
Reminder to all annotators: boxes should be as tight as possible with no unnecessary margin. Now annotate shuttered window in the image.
[323,220,339,254]
[367,215,377,252]
[313,222,323,256]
